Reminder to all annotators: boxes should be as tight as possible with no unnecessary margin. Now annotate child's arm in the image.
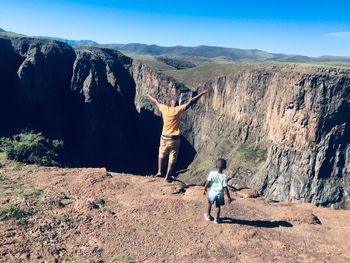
[225,187,233,203]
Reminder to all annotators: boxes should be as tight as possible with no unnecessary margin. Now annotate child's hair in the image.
[216,158,227,169]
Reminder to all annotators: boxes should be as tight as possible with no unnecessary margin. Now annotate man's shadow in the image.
[220,217,293,228]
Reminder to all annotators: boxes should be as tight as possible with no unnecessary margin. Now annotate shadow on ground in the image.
[221,217,293,228]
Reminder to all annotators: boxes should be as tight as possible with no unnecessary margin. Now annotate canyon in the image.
[0,31,349,208]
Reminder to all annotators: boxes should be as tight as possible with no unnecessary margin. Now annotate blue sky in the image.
[1,0,350,56]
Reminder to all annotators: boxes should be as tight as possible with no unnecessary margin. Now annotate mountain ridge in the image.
[1,28,349,62]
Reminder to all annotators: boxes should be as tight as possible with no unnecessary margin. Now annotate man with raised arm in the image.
[146,89,209,182]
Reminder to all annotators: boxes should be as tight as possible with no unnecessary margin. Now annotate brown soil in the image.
[0,160,349,263]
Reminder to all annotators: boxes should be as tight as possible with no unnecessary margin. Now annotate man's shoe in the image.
[165,177,173,183]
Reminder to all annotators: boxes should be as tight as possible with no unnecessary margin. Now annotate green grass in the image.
[0,174,8,181]
[313,62,350,68]
[59,197,74,207]
[163,61,238,89]
[0,151,7,160]
[0,205,36,224]
[113,252,136,263]
[129,55,350,90]
[8,161,23,170]
[65,260,88,263]
[0,187,14,196]
[21,188,43,198]
[0,184,43,199]
[101,206,115,215]
[236,144,267,165]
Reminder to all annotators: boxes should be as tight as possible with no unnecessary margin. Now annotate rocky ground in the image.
[0,160,349,263]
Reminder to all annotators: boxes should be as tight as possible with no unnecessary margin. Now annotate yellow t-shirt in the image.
[158,104,187,136]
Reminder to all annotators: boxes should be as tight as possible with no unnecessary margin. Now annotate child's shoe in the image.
[204,213,214,222]
[214,218,222,224]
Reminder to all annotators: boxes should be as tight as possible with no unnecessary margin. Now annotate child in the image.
[203,158,232,224]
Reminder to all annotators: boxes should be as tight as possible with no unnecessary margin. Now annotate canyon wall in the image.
[133,63,350,208]
[0,35,146,172]
[1,34,349,207]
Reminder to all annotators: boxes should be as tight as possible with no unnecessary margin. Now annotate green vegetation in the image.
[236,144,267,165]
[59,197,74,207]
[0,170,41,199]
[0,205,36,224]
[0,151,7,160]
[194,160,213,175]
[65,260,88,263]
[163,61,238,88]
[123,52,175,71]
[0,185,43,199]
[21,188,43,198]
[0,174,8,181]
[313,62,350,68]
[136,95,156,110]
[101,206,115,215]
[0,187,13,196]
[113,252,136,263]
[216,139,234,156]
[8,161,23,170]
[130,52,350,90]
[156,56,196,69]
[0,130,63,166]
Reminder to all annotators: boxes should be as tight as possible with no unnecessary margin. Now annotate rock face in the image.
[0,35,145,173]
[133,63,350,208]
[1,33,349,208]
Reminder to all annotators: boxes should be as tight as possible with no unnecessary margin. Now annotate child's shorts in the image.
[208,190,225,207]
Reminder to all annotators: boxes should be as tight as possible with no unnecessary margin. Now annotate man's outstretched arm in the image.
[185,89,209,110]
[146,94,160,107]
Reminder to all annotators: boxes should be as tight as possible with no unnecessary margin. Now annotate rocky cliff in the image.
[0,34,147,173]
[1,33,349,208]
[133,62,350,208]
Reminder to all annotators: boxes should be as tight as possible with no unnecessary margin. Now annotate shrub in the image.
[0,205,36,224]
[0,130,63,166]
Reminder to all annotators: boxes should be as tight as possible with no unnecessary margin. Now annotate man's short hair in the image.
[170,98,178,105]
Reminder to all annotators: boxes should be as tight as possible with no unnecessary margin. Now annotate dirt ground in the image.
[0,160,349,263]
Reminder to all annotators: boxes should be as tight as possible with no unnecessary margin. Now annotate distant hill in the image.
[97,43,350,63]
[98,43,287,61]
[38,36,98,46]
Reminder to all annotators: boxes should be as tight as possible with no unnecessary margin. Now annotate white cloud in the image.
[324,31,350,39]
